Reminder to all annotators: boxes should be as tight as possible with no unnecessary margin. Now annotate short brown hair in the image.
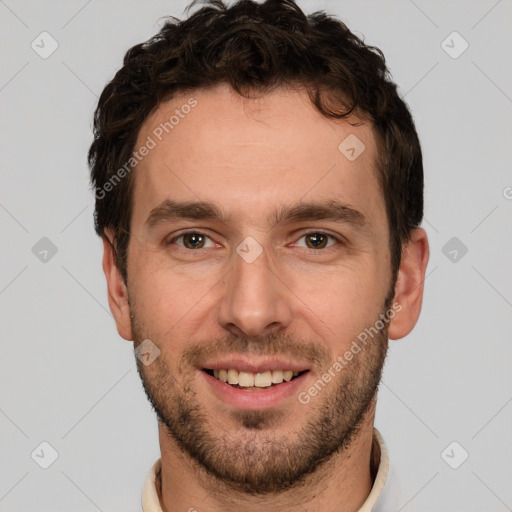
[88,0,423,284]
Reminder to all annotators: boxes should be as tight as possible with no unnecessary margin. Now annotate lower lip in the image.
[201,370,309,411]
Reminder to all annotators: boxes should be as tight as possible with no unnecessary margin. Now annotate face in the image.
[120,84,397,493]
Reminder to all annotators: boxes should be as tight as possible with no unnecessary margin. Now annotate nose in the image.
[217,244,293,338]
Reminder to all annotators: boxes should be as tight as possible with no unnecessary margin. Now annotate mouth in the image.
[200,358,312,410]
[203,368,309,390]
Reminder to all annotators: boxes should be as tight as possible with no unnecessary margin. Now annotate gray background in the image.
[1,0,511,510]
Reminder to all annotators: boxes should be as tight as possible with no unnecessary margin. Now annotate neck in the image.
[157,404,377,512]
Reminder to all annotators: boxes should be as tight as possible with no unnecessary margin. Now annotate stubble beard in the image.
[131,297,392,495]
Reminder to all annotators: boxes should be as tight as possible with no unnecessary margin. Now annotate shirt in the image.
[142,427,399,511]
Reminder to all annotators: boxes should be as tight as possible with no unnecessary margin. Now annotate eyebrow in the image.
[145,200,228,229]
[145,198,370,232]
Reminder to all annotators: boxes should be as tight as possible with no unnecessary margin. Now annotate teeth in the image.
[271,370,284,384]
[254,371,272,387]
[238,371,255,387]
[283,370,293,382]
[227,369,239,385]
[210,369,302,387]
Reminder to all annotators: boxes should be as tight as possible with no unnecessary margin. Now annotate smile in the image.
[204,368,307,389]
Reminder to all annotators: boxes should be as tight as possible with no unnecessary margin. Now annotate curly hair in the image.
[88,0,423,284]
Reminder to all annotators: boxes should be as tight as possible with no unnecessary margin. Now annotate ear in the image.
[387,227,430,340]
[102,230,133,341]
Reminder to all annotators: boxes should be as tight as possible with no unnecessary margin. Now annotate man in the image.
[89,0,429,510]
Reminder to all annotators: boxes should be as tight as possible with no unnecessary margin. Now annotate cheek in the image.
[293,262,388,340]
[129,257,221,335]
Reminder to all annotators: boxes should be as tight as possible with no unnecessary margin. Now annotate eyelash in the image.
[165,230,342,251]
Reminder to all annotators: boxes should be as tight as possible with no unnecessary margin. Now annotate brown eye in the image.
[182,232,206,249]
[304,233,329,249]
[165,231,217,251]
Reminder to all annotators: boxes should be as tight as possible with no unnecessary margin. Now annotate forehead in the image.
[131,83,385,230]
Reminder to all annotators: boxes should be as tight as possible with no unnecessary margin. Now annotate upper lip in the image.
[201,357,310,374]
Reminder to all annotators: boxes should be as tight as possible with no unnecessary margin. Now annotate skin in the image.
[102,83,429,512]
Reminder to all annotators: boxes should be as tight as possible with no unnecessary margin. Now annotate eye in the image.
[294,232,339,250]
[165,231,340,251]
[166,231,217,250]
